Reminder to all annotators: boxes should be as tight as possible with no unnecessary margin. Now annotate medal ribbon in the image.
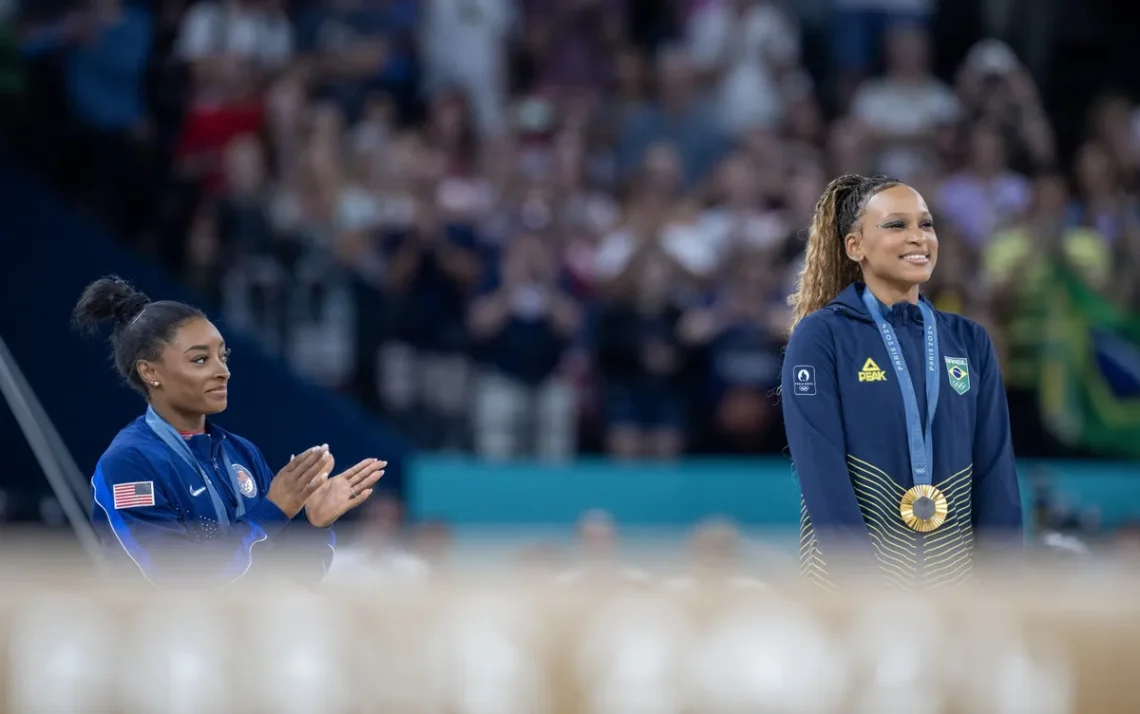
[861,289,940,488]
[145,407,242,527]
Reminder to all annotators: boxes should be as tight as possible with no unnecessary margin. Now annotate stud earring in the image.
[151,381,160,387]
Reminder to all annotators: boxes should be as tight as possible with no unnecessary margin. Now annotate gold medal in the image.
[900,484,948,532]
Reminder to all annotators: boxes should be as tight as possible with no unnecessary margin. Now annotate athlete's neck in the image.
[863,276,920,307]
[149,401,206,433]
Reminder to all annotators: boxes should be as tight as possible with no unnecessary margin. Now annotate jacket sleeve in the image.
[970,327,1024,546]
[90,447,291,587]
[246,443,336,585]
[781,316,875,564]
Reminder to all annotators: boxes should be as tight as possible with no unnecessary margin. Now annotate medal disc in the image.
[900,484,949,532]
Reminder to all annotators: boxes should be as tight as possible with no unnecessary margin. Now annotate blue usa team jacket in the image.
[90,416,335,586]
[781,283,1022,589]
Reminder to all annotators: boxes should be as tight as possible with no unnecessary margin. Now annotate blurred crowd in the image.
[327,491,1140,583]
[5,0,1140,462]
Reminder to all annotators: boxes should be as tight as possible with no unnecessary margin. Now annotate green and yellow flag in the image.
[1038,262,1140,457]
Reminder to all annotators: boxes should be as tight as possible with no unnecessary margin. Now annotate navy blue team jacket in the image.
[90,416,335,586]
[781,283,1023,589]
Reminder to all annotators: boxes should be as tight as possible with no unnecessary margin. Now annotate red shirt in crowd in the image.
[175,100,265,195]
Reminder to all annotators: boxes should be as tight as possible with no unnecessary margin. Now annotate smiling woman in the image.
[780,176,1023,590]
[72,276,385,586]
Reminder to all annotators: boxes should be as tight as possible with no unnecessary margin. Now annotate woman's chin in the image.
[203,394,229,414]
[897,262,935,284]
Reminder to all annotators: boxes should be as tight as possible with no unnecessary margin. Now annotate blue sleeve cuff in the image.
[242,498,291,538]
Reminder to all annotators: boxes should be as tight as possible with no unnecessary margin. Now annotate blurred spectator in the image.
[616,45,730,187]
[297,0,418,121]
[412,519,453,570]
[171,0,291,219]
[1087,93,1140,186]
[556,509,650,586]
[514,543,566,575]
[190,134,277,310]
[421,0,514,135]
[379,190,481,450]
[679,250,785,452]
[22,0,153,236]
[850,23,956,180]
[831,0,933,96]
[955,40,1054,174]
[172,37,266,212]
[689,153,788,267]
[551,128,621,291]
[596,252,689,460]
[826,116,874,176]
[987,173,1110,298]
[662,517,766,590]
[176,0,293,76]
[686,0,806,137]
[10,0,1139,470]
[325,495,431,585]
[1069,141,1126,243]
[518,0,625,95]
[937,122,1031,250]
[468,232,581,460]
[984,172,1095,456]
[596,143,717,285]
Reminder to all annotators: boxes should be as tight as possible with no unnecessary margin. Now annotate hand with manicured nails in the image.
[305,458,386,528]
[267,445,334,518]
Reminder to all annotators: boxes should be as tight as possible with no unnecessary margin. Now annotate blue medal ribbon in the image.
[861,288,940,487]
[145,406,240,527]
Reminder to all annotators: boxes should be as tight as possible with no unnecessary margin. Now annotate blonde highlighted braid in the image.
[787,174,901,333]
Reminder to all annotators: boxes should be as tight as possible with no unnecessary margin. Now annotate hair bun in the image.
[113,290,151,325]
[71,276,152,334]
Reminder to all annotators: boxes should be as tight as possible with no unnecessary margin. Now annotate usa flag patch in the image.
[113,481,155,509]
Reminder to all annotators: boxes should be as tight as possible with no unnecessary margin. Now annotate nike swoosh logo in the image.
[190,486,207,497]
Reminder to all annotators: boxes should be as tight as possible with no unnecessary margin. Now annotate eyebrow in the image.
[183,341,225,354]
[878,212,933,222]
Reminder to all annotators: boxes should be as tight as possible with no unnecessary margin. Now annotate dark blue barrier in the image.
[0,163,412,514]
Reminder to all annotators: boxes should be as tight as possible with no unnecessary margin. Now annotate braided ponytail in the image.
[787,174,901,333]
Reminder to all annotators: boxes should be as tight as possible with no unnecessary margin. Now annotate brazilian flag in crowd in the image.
[1039,262,1140,457]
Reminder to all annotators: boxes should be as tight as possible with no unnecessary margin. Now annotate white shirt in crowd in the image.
[851,78,958,137]
[851,76,958,179]
[420,0,515,135]
[176,0,295,71]
[595,226,719,281]
[595,209,786,282]
[687,0,804,135]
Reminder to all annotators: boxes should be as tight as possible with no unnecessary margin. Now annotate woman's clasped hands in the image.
[266,445,386,527]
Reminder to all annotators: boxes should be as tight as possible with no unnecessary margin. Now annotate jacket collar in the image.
[828,282,933,323]
[145,405,233,444]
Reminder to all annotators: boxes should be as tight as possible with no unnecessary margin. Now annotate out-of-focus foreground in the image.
[2,545,1139,714]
